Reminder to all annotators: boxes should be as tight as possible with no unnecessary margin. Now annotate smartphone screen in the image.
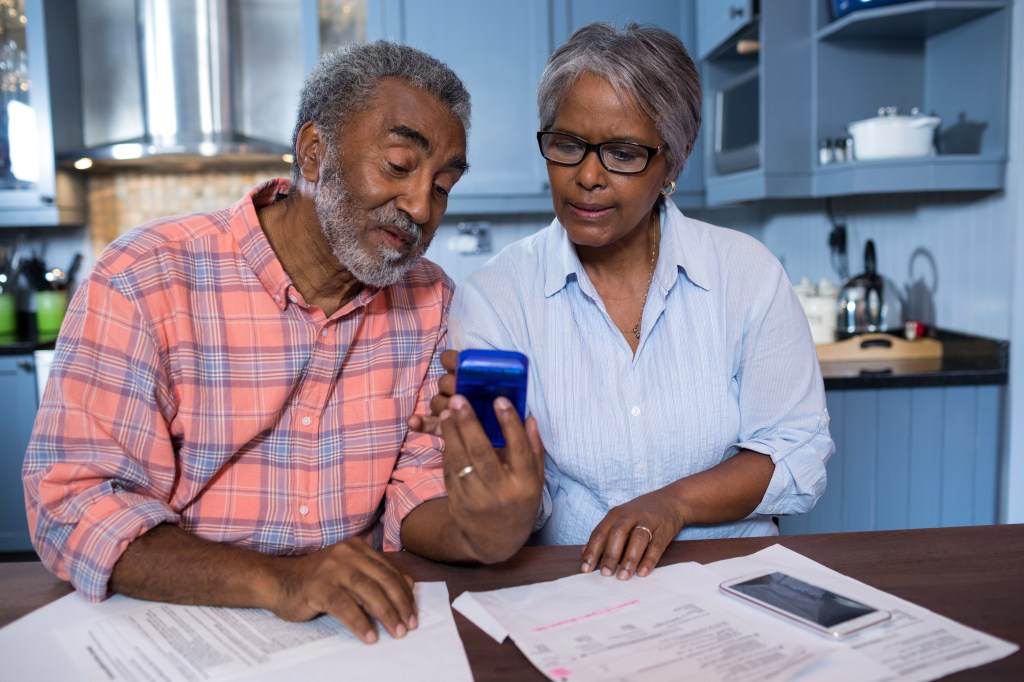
[720,571,890,638]
[454,349,528,448]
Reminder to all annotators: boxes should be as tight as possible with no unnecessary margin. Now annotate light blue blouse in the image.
[449,200,834,545]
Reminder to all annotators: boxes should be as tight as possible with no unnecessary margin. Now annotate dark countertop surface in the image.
[821,329,1008,390]
[3,323,1008,390]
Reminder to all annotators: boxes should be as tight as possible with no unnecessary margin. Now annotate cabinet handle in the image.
[729,6,745,19]
[17,359,35,372]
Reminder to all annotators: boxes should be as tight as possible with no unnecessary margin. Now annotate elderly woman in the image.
[430,22,833,581]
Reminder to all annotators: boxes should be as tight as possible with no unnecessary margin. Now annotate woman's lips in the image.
[568,202,613,220]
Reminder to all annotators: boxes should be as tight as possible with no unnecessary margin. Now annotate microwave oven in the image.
[714,66,760,175]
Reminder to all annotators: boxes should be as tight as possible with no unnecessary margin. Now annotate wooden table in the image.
[2,525,1021,680]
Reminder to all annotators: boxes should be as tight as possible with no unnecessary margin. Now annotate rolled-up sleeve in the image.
[380,326,449,551]
[731,266,834,517]
[24,275,180,602]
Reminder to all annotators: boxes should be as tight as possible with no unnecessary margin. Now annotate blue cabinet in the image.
[779,384,1002,535]
[552,0,704,210]
[0,354,36,552]
[695,0,754,59]
[701,0,1012,206]
[365,0,705,213]
[369,0,553,214]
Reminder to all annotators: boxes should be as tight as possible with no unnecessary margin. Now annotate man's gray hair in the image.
[290,41,471,183]
[537,22,701,181]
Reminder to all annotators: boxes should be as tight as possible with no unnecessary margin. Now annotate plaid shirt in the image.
[24,179,452,601]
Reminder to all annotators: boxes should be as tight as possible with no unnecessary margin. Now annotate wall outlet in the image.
[447,221,492,255]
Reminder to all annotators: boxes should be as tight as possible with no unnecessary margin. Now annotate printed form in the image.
[0,581,473,682]
[454,545,1017,682]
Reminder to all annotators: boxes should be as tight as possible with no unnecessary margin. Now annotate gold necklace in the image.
[620,211,659,340]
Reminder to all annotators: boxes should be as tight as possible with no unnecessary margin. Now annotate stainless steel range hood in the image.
[68,0,304,168]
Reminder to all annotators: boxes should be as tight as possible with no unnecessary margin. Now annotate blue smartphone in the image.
[454,349,529,448]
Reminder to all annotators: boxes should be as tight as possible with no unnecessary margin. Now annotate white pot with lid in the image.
[848,107,941,161]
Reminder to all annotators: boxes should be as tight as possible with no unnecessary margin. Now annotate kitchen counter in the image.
[820,329,1008,390]
[4,327,1007,388]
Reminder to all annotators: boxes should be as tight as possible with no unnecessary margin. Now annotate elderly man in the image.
[23,41,544,645]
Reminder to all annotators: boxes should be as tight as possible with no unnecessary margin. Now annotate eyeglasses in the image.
[536,131,667,175]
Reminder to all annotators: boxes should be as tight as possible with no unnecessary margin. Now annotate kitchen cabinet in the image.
[695,0,754,59]
[0,353,36,552]
[0,0,85,227]
[552,0,705,209]
[368,0,553,214]
[363,0,705,213]
[780,383,1003,535]
[701,0,1011,206]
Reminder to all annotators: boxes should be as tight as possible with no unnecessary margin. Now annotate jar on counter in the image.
[795,277,839,345]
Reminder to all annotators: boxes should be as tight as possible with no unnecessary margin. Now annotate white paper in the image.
[455,545,1018,682]
[0,582,473,682]
[455,562,857,682]
[706,544,1019,682]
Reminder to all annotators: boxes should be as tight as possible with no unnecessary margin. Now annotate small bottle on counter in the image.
[818,138,834,166]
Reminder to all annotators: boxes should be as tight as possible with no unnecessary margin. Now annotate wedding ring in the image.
[456,465,475,479]
[633,525,653,543]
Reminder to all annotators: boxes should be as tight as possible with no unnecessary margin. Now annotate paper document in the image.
[454,561,876,682]
[454,545,1018,682]
[0,581,473,682]
[705,544,1019,682]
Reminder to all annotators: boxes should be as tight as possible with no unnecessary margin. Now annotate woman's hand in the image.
[580,451,775,580]
[407,349,459,437]
[580,487,686,580]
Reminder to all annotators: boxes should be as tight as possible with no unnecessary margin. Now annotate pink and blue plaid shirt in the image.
[24,179,452,601]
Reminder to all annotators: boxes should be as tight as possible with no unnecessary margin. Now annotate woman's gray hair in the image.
[290,40,471,183]
[537,22,701,181]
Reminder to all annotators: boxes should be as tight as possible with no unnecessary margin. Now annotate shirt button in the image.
[299,505,309,515]
[273,294,281,303]
[636,463,647,474]
[630,406,641,417]
[301,416,312,426]
[321,329,329,338]
[289,294,298,303]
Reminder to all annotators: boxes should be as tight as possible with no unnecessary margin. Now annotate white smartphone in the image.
[719,571,891,639]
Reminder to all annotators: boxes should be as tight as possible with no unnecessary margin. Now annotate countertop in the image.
[821,329,1008,390]
[3,325,1007,390]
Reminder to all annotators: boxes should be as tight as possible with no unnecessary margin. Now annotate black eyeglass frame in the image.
[536,131,668,175]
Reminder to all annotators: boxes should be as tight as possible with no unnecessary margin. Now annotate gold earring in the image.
[661,180,676,196]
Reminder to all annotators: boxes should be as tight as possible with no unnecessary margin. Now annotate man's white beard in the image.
[315,161,429,288]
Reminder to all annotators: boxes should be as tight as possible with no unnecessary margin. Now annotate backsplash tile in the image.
[87,167,288,257]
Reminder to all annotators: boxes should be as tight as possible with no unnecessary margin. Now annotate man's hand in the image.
[407,349,458,437]
[441,394,545,562]
[110,524,417,645]
[269,537,417,644]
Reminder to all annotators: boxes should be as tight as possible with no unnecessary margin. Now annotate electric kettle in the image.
[836,240,902,338]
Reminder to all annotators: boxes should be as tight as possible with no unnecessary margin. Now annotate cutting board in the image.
[815,333,943,363]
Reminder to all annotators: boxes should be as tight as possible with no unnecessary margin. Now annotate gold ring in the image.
[456,465,475,479]
[633,525,653,543]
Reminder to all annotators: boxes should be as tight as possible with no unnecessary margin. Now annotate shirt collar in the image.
[229,178,296,310]
[656,200,711,293]
[542,199,713,298]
